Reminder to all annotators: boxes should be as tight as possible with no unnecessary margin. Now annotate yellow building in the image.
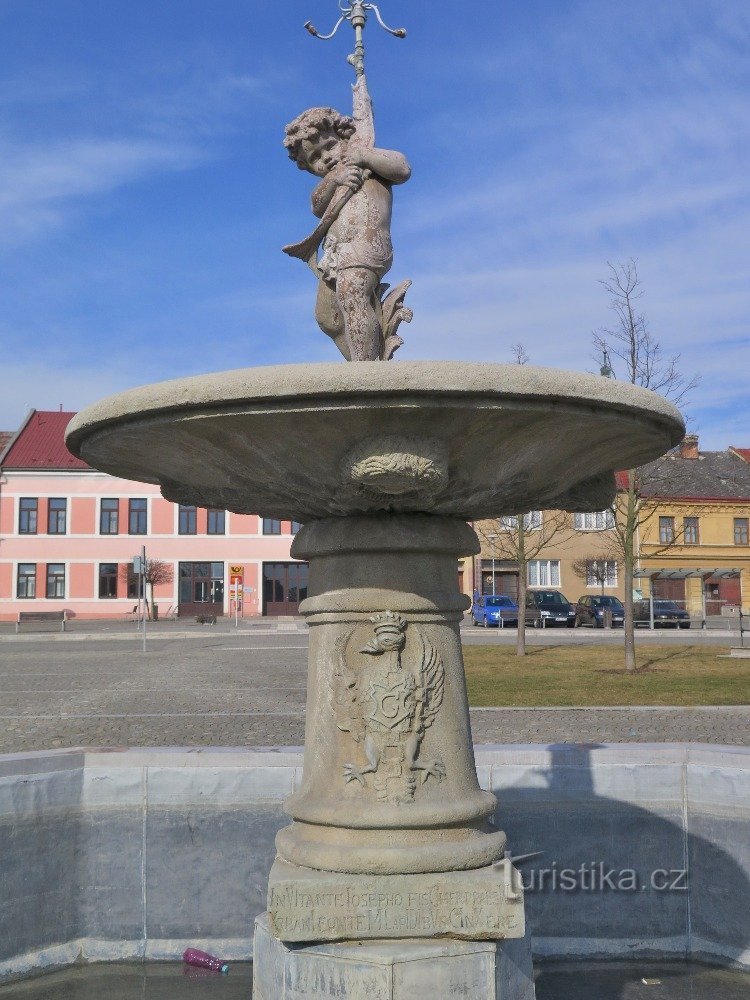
[473,509,624,606]
[635,437,750,616]
[473,438,750,617]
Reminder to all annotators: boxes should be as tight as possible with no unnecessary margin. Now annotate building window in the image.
[291,521,303,535]
[46,564,65,599]
[100,498,119,534]
[659,516,675,544]
[207,509,225,535]
[263,518,281,535]
[129,498,147,535]
[47,498,67,534]
[17,563,36,599]
[683,517,699,545]
[19,498,38,534]
[178,505,197,535]
[98,563,118,599]
[527,560,560,587]
[574,510,615,530]
[499,511,542,530]
[733,518,748,546]
[586,559,618,587]
[126,566,145,600]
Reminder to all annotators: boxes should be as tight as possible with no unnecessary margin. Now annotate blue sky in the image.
[0,0,748,448]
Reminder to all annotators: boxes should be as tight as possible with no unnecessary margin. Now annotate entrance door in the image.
[704,576,741,616]
[263,561,308,616]
[480,560,519,598]
[497,572,519,600]
[178,562,224,617]
[652,578,686,604]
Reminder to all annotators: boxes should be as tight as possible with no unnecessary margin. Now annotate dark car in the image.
[471,593,519,627]
[525,590,576,627]
[634,599,691,629]
[575,595,625,628]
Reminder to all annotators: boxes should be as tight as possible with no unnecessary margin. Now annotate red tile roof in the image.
[0,411,91,470]
[614,470,630,490]
[730,447,750,463]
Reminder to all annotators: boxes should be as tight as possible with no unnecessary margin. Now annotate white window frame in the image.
[585,560,618,588]
[499,511,542,531]
[574,510,615,531]
[527,559,560,587]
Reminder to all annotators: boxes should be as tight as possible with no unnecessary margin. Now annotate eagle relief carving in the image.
[332,611,446,804]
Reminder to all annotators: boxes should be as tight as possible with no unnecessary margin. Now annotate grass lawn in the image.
[463,644,750,707]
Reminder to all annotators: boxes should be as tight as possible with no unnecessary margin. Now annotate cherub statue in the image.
[283,77,412,361]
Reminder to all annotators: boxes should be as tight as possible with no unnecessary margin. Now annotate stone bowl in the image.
[65,362,685,521]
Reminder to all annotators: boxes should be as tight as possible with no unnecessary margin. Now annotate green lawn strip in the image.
[463,644,750,707]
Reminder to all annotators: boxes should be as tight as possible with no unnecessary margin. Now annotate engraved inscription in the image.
[268,868,525,942]
[332,612,445,802]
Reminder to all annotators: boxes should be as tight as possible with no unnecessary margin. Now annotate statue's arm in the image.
[311,175,339,218]
[348,147,411,185]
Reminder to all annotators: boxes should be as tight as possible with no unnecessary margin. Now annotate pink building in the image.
[0,410,305,621]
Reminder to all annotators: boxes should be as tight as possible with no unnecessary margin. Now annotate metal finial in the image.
[303,2,407,78]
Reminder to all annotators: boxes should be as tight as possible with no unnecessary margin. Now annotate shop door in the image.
[263,561,309,616]
[178,562,224,617]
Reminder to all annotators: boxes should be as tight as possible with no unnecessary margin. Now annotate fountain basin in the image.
[65,362,684,520]
[2,744,748,984]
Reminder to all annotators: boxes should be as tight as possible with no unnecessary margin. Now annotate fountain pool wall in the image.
[1,743,748,984]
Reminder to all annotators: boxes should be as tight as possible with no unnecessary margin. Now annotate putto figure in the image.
[283,77,412,361]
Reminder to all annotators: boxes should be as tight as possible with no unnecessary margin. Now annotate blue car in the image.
[575,595,625,628]
[471,593,519,627]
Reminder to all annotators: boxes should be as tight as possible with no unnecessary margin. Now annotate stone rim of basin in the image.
[65,360,685,522]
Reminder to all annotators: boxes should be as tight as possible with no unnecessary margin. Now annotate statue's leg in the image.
[336,267,381,361]
[315,279,351,361]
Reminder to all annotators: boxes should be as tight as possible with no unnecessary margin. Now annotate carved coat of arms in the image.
[332,611,446,804]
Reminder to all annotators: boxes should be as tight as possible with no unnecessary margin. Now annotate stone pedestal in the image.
[253,915,536,1000]
[258,513,532,994]
[276,514,506,878]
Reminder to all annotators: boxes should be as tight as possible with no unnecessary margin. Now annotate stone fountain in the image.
[66,5,684,997]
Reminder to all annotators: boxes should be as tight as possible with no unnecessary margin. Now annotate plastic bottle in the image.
[182,947,230,974]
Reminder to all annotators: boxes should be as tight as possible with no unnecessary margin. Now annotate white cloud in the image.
[0,136,202,242]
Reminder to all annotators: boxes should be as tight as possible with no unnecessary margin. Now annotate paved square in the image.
[1,628,747,752]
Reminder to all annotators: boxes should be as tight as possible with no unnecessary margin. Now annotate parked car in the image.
[575,595,625,628]
[471,593,519,627]
[524,590,576,627]
[633,599,691,629]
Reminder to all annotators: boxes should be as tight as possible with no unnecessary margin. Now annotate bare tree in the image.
[510,343,529,365]
[572,554,617,596]
[120,559,174,620]
[474,341,575,655]
[593,260,699,671]
[475,511,573,656]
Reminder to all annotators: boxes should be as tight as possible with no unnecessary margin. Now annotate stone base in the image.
[253,914,536,999]
[267,858,525,942]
